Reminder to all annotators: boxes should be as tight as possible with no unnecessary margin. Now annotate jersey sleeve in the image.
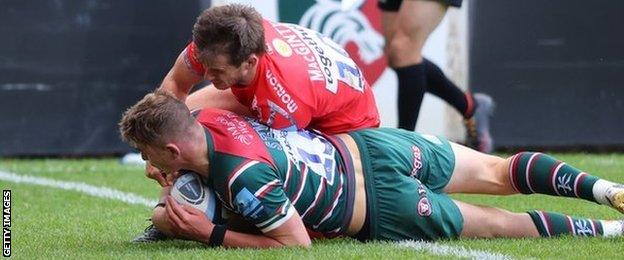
[182,42,206,76]
[226,161,295,233]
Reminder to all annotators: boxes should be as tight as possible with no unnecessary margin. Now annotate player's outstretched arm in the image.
[184,86,252,116]
[158,50,204,102]
[163,196,311,248]
[221,212,311,248]
[158,48,251,114]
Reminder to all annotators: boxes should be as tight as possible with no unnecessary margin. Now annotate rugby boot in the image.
[464,93,494,153]
[605,184,624,214]
[131,223,171,243]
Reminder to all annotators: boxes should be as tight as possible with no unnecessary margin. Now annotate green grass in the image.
[1,154,623,259]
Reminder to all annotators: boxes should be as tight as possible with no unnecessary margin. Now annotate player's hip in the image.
[344,128,463,240]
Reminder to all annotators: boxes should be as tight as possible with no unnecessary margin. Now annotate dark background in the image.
[469,0,624,150]
[0,1,200,156]
[1,0,623,156]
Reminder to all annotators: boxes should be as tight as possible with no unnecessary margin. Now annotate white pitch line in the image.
[1,170,514,258]
[396,240,514,260]
[0,170,157,208]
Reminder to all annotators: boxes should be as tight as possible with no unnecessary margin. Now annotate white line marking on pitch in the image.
[0,170,157,207]
[396,240,514,260]
[0,170,515,258]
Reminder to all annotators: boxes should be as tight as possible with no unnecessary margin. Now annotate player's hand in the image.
[145,162,168,187]
[165,171,181,186]
[162,185,173,196]
[165,196,214,242]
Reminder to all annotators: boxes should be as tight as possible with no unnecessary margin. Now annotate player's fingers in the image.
[180,204,203,216]
[165,197,183,228]
[167,196,190,223]
[146,163,168,187]
[155,174,168,187]
[166,171,180,186]
[162,185,172,196]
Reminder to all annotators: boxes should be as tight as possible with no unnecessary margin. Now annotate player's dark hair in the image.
[193,4,266,67]
[118,90,194,148]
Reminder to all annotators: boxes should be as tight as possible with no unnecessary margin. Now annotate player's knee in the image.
[485,157,515,194]
[385,34,423,67]
[462,158,510,195]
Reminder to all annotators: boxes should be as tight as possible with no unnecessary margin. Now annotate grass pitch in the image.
[1,153,623,259]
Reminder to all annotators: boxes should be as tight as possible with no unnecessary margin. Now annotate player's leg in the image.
[423,57,477,122]
[454,200,539,238]
[445,144,624,214]
[379,4,399,43]
[456,200,624,238]
[443,142,515,195]
[507,152,624,213]
[384,1,445,67]
[381,0,447,130]
[408,0,492,153]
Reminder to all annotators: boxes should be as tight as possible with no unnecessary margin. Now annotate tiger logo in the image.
[297,0,387,84]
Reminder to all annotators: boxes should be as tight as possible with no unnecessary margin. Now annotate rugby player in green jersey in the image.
[119,91,624,248]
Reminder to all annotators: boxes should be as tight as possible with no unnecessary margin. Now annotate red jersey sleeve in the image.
[182,42,206,76]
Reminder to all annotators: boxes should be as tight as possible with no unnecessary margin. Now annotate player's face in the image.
[139,144,176,174]
[203,54,256,90]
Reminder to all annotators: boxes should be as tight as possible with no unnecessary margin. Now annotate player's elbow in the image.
[299,241,312,248]
[266,212,312,248]
[296,236,312,248]
[283,237,311,248]
[273,233,312,248]
[157,78,188,101]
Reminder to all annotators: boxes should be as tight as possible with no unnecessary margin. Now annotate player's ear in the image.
[246,54,258,68]
[165,143,181,159]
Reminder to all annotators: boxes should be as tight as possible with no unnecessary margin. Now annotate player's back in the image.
[233,20,380,134]
[197,108,356,236]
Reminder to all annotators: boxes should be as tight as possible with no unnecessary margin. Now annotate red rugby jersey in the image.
[184,19,379,134]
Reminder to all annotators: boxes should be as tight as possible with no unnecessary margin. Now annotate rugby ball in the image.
[170,170,223,223]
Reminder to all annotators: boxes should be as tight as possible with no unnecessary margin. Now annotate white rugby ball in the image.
[170,170,222,223]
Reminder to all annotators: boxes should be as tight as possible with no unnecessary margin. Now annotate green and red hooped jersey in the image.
[184,19,379,135]
[197,108,356,236]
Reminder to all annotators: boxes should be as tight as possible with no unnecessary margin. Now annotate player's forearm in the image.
[158,51,203,102]
[217,229,311,248]
[158,75,192,102]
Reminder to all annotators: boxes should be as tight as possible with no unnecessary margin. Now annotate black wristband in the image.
[208,224,227,247]
[154,202,166,209]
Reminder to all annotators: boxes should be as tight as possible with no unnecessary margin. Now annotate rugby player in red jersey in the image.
[134,4,379,242]
[148,4,379,187]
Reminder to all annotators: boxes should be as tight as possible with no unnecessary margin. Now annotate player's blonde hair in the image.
[118,90,195,148]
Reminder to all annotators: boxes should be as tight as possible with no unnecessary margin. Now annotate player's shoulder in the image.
[211,155,277,182]
[209,156,278,199]
[197,108,277,165]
